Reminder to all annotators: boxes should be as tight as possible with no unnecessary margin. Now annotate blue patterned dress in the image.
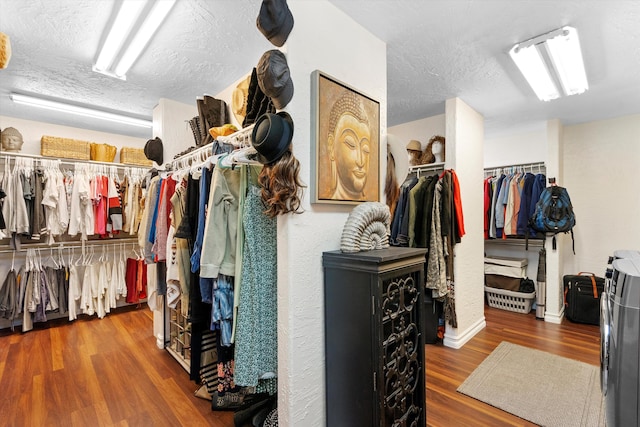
[234,183,277,394]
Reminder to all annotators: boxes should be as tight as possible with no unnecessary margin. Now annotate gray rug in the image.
[457,341,606,427]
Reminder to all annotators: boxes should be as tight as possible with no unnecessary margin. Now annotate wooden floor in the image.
[0,305,600,426]
[0,307,234,427]
[425,306,601,427]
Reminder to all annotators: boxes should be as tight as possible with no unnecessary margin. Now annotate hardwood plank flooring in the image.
[0,307,234,427]
[425,306,601,427]
[1,304,600,426]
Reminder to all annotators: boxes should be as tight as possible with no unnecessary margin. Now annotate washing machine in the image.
[601,256,640,427]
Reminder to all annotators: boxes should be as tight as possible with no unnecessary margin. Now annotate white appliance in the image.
[601,254,640,427]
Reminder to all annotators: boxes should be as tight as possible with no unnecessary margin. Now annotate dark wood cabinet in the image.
[323,247,427,427]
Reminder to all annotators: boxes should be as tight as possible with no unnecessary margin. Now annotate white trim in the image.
[442,317,487,349]
[545,308,565,324]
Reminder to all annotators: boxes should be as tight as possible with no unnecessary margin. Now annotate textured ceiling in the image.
[1,0,639,140]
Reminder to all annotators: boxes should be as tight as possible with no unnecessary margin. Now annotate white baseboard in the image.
[442,316,487,349]
[544,308,564,324]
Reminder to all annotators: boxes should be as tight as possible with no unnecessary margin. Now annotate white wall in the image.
[152,98,198,166]
[562,113,640,275]
[484,124,547,168]
[0,115,147,156]
[281,1,386,425]
[443,98,486,348]
[388,114,445,153]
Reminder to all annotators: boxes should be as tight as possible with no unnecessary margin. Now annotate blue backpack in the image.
[529,185,576,252]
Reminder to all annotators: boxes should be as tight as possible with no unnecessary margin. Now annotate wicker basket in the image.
[90,143,117,162]
[41,135,91,160]
[484,286,535,314]
[120,147,152,166]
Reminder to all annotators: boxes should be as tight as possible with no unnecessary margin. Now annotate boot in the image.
[196,97,209,146]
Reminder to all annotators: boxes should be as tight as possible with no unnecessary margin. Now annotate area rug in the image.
[457,341,606,427]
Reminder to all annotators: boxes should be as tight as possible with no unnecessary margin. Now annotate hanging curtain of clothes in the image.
[140,136,280,410]
[483,170,546,240]
[389,169,464,327]
[0,243,141,333]
[0,156,146,248]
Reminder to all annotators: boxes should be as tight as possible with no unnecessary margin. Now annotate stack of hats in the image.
[244,0,295,128]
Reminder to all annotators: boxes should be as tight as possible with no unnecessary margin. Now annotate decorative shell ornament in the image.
[340,202,391,253]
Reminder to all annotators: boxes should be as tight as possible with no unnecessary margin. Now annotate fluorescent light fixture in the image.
[10,93,153,128]
[94,0,176,79]
[509,43,560,101]
[509,26,588,101]
[94,0,146,73]
[545,27,589,96]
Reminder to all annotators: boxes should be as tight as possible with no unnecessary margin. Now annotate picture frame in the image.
[310,70,380,204]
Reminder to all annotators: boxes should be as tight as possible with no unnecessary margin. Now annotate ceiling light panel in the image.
[94,0,176,79]
[10,93,153,128]
[545,27,589,96]
[509,26,588,101]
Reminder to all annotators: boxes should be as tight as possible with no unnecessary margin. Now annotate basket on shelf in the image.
[90,143,117,162]
[484,286,535,314]
[41,135,91,160]
[120,147,152,166]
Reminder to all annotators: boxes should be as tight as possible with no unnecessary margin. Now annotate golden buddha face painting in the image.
[314,71,379,204]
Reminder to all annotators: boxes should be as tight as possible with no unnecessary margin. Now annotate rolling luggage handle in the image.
[578,272,599,299]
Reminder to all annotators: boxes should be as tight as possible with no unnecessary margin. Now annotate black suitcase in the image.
[563,272,605,325]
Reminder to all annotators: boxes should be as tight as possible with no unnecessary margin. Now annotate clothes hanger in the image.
[49,247,60,269]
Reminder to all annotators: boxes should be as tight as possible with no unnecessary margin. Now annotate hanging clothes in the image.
[234,183,278,395]
[200,165,241,279]
[390,174,419,246]
[0,269,18,325]
[484,171,546,239]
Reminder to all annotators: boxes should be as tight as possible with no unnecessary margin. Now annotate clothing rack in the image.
[0,151,149,172]
[484,161,546,178]
[170,124,257,170]
[216,123,255,147]
[408,161,445,176]
[0,237,139,255]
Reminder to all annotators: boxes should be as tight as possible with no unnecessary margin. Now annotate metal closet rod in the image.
[0,237,139,255]
[409,161,446,173]
[483,161,546,171]
[170,123,257,168]
[0,151,149,171]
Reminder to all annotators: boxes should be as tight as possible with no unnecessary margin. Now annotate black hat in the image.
[256,50,294,110]
[251,112,294,164]
[144,137,164,165]
[256,0,294,47]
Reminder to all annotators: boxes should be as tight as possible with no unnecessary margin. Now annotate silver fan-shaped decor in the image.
[340,202,391,253]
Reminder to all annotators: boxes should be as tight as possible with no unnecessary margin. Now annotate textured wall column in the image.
[442,97,486,348]
[280,1,386,425]
[543,119,564,323]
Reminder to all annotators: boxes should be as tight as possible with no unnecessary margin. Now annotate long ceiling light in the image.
[509,26,588,101]
[9,93,153,128]
[93,0,176,80]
